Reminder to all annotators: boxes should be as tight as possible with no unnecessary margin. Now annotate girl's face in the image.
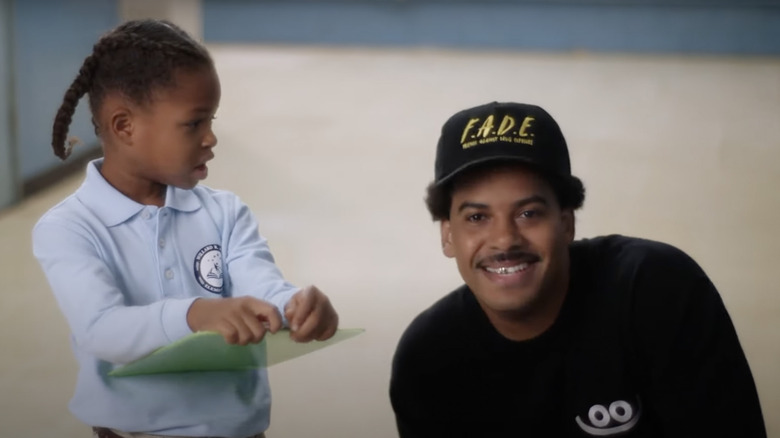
[129,65,221,190]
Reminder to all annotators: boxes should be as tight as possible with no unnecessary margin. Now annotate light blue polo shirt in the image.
[32,159,299,437]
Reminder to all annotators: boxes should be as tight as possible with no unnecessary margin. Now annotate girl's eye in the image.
[186,116,216,129]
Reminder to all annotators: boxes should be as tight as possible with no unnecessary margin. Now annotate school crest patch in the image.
[194,244,223,294]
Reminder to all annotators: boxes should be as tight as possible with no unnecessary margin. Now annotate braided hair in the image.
[51,20,213,159]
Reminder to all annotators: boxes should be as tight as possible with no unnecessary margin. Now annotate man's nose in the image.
[489,216,526,250]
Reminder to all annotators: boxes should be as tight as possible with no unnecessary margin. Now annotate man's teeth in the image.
[485,263,529,275]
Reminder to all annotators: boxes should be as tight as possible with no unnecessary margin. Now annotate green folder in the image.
[109,328,364,377]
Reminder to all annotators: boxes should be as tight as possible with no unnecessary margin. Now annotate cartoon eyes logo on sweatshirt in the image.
[575,398,641,436]
[194,244,223,294]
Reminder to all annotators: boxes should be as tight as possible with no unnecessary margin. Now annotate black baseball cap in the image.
[434,102,571,186]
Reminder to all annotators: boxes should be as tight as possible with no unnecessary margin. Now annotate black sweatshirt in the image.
[390,235,766,437]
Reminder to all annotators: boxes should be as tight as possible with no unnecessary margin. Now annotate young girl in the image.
[32,20,338,438]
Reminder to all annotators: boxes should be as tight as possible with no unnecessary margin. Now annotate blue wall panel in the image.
[14,0,117,180]
[0,0,18,208]
[204,1,780,55]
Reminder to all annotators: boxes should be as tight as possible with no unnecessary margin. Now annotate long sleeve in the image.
[222,199,299,316]
[390,327,465,438]
[629,245,766,437]
[32,219,194,364]
[390,292,474,438]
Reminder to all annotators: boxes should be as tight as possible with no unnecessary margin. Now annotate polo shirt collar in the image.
[76,158,202,227]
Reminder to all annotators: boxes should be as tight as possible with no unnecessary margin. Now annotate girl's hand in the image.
[186,296,282,345]
[284,285,339,342]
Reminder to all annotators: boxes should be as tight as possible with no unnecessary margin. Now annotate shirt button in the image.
[164,269,174,280]
[159,239,166,248]
[142,210,151,220]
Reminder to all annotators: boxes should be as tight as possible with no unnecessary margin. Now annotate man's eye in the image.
[467,213,486,222]
[519,210,538,219]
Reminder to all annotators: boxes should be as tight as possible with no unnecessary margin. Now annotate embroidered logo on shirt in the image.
[575,398,641,436]
[194,244,223,294]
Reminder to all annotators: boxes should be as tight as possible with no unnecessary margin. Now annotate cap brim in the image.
[435,155,542,187]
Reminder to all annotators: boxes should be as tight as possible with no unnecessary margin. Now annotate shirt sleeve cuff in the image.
[271,287,300,327]
[161,297,198,342]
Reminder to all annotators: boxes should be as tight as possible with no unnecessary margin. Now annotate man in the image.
[389,102,766,437]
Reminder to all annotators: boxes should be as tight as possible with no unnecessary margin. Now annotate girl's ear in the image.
[109,106,134,146]
[100,93,138,146]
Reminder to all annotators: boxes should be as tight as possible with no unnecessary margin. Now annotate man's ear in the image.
[440,220,455,258]
[562,209,575,243]
[109,106,134,146]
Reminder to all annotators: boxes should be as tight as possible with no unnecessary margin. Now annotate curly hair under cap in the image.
[51,19,213,160]
[425,161,586,221]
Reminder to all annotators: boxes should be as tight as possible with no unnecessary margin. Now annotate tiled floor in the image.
[1,45,778,437]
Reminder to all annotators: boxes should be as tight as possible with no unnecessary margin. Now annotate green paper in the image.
[108,328,364,377]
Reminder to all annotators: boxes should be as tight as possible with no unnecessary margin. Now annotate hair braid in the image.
[51,52,98,159]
